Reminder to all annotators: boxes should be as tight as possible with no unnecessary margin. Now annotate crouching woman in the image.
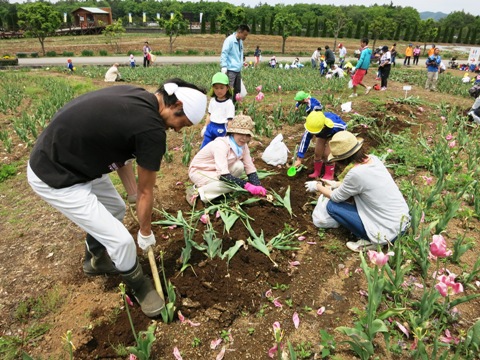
[305,131,410,252]
[187,115,266,204]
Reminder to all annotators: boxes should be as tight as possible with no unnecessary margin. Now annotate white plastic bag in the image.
[348,79,353,88]
[240,80,248,98]
[261,134,288,166]
[341,101,352,113]
[312,195,340,228]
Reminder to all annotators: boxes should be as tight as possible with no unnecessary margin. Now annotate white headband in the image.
[163,83,207,125]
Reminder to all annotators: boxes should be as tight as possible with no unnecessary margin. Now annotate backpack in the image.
[468,84,480,98]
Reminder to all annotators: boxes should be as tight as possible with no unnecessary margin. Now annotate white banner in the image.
[64,12,67,23]
[200,12,203,23]
[469,47,480,65]
[143,12,146,23]
[128,13,132,24]
[157,13,160,20]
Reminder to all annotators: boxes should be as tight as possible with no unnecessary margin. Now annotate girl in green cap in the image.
[294,91,323,114]
[200,72,235,149]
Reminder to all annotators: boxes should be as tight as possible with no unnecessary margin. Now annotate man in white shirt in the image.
[311,47,321,69]
[338,43,347,68]
[104,63,122,82]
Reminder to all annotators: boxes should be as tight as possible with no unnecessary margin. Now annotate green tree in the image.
[305,19,311,37]
[158,10,189,53]
[362,22,369,38]
[326,11,352,49]
[448,27,455,43]
[218,7,246,37]
[102,19,126,53]
[456,27,463,44]
[260,16,266,35]
[369,16,395,50]
[441,26,449,43]
[417,19,438,54]
[470,27,478,45]
[464,28,470,45]
[434,26,441,43]
[272,12,301,54]
[210,15,216,34]
[321,20,327,37]
[251,16,256,34]
[269,14,274,35]
[313,18,319,37]
[354,20,362,38]
[17,2,61,56]
[410,24,418,42]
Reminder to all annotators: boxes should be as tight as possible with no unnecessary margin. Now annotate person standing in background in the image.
[254,45,262,68]
[220,24,250,104]
[404,44,413,66]
[338,43,347,68]
[311,47,321,69]
[143,41,151,68]
[390,43,397,67]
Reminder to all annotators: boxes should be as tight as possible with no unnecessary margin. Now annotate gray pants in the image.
[425,71,439,90]
[227,70,241,103]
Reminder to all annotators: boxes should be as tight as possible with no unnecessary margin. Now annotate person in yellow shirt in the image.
[427,44,436,57]
[404,44,413,66]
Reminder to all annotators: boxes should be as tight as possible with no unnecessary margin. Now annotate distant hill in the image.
[420,11,448,21]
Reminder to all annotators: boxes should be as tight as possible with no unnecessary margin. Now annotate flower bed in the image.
[0,55,18,66]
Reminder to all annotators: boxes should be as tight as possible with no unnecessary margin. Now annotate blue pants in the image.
[326,200,368,239]
[201,122,227,149]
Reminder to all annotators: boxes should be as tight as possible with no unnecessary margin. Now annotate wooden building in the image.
[71,7,112,29]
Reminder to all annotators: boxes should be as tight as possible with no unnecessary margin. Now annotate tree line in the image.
[1,0,479,53]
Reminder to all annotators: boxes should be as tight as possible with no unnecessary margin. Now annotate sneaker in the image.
[380,87,387,91]
[349,93,358,98]
[365,86,372,95]
[346,239,378,252]
[185,186,198,206]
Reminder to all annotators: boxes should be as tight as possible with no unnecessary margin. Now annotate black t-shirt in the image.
[30,85,166,188]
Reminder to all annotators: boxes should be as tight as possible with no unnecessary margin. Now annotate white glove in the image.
[305,181,318,193]
[321,179,341,189]
[137,231,155,251]
[201,126,207,137]
[221,67,227,74]
[127,194,137,204]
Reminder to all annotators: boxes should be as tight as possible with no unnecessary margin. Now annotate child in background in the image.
[319,56,327,76]
[200,72,235,149]
[294,111,347,179]
[129,54,136,68]
[294,91,322,115]
[66,59,74,72]
[269,56,277,68]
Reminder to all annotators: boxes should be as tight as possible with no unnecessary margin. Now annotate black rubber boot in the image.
[120,259,164,318]
[83,234,119,276]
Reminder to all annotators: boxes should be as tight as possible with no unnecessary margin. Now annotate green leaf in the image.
[370,318,389,334]
[220,240,245,264]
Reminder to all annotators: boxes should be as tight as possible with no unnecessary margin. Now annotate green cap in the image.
[211,72,229,86]
[294,91,310,101]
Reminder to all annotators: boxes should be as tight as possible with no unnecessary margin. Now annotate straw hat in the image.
[328,131,364,162]
[227,115,255,137]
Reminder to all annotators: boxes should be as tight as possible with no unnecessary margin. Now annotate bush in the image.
[152,50,162,56]
[31,52,39,58]
[127,50,142,56]
[175,50,185,55]
[62,51,74,57]
[187,49,199,55]
[99,49,108,56]
[46,51,57,57]
[81,49,94,56]
[16,53,28,58]
[0,163,17,183]
[204,50,216,55]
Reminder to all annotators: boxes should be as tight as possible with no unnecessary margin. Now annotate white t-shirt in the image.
[311,50,320,61]
[331,67,345,78]
[380,51,391,66]
[330,155,410,244]
[339,47,347,58]
[208,97,235,125]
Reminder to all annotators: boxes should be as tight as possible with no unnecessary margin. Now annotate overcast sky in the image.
[7,0,477,16]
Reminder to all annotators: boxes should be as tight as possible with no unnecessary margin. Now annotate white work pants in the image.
[27,163,136,271]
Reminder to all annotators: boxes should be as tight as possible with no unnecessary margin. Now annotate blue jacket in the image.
[296,97,323,114]
[297,112,347,159]
[426,55,441,72]
[356,47,372,70]
[220,32,244,72]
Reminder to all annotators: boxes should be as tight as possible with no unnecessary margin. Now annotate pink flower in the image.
[255,85,263,92]
[297,236,306,241]
[445,134,453,140]
[210,338,222,349]
[173,347,183,360]
[289,261,300,267]
[215,210,221,218]
[200,214,209,224]
[441,116,446,121]
[130,354,138,360]
[367,250,394,267]
[317,306,325,315]
[216,346,226,360]
[435,273,464,297]
[430,234,452,258]
[265,289,273,299]
[268,344,278,358]
[439,329,460,344]
[448,140,456,148]
[421,175,433,185]
[235,93,243,102]
[273,299,282,308]
[272,322,283,342]
[387,149,393,153]
[125,294,134,307]
[395,321,410,338]
[293,312,300,329]
[255,92,265,101]
[187,320,200,327]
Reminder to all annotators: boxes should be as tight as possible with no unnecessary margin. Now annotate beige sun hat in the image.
[227,115,255,137]
[327,131,364,162]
